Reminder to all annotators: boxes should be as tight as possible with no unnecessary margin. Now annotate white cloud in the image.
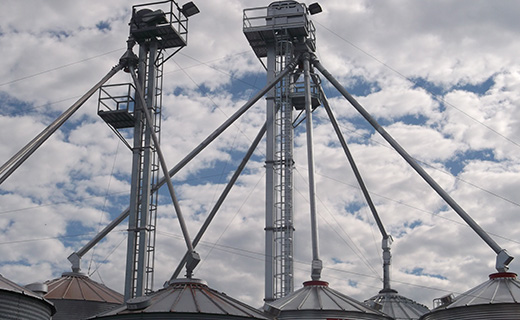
[1,0,520,313]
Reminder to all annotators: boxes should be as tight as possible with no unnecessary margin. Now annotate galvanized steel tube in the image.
[312,57,511,269]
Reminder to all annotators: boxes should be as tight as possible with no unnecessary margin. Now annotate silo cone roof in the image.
[438,272,520,308]
[365,289,430,320]
[264,280,392,319]
[420,272,520,320]
[1,273,41,299]
[91,278,271,319]
[44,272,123,303]
[0,273,57,314]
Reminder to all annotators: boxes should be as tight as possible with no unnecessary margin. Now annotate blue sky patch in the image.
[0,92,37,116]
[226,72,265,98]
[411,76,495,109]
[411,77,446,97]
[404,220,422,229]
[453,76,495,96]
[404,267,447,280]
[445,149,495,176]
[331,257,343,264]
[64,221,94,248]
[377,114,430,127]
[346,76,381,97]
[96,21,112,32]
[348,279,358,287]
[0,260,32,267]
[344,201,364,215]
[49,30,71,40]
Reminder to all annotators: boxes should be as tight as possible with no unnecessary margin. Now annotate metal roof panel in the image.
[0,273,57,316]
[365,290,430,319]
[266,280,392,319]
[44,272,123,304]
[439,272,520,309]
[93,278,270,319]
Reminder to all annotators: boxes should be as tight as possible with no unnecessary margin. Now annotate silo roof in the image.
[365,289,430,319]
[0,273,57,314]
[265,280,391,318]
[92,278,270,319]
[1,273,41,299]
[436,272,520,309]
[45,272,123,304]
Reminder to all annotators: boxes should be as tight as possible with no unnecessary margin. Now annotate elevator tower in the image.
[244,1,321,301]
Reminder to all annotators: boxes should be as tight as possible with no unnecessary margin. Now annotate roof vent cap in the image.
[366,300,383,311]
[24,282,48,296]
[126,296,151,310]
[433,293,454,308]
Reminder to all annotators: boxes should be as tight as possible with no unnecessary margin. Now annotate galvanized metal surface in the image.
[265,280,392,319]
[243,0,318,301]
[312,57,514,272]
[365,289,429,320]
[438,272,520,308]
[45,272,123,304]
[51,299,123,320]
[420,272,520,320]
[420,304,520,320]
[0,274,56,319]
[92,278,271,319]
[243,1,312,58]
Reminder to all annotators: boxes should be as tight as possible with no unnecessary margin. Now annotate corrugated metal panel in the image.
[0,274,56,319]
[273,310,397,320]
[0,292,54,320]
[365,289,430,319]
[51,298,122,320]
[92,278,271,319]
[421,272,520,320]
[420,304,520,320]
[265,280,392,320]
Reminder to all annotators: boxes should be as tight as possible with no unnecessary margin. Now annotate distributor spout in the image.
[67,252,82,274]
[496,249,514,273]
[382,235,393,291]
[185,251,201,279]
[311,259,323,281]
[119,38,139,73]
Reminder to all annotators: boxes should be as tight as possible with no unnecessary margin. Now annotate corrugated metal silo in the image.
[91,278,272,320]
[365,288,430,320]
[0,273,56,320]
[420,272,520,320]
[264,280,393,320]
[44,272,124,319]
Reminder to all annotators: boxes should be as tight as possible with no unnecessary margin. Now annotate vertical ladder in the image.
[273,34,295,299]
[129,50,163,298]
[144,53,163,295]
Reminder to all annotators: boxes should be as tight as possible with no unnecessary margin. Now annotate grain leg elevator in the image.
[244,1,322,302]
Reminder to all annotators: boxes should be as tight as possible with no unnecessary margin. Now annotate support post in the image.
[124,44,147,301]
[129,65,200,278]
[313,57,513,272]
[0,64,122,185]
[67,55,300,276]
[169,122,267,282]
[264,44,277,302]
[303,53,322,280]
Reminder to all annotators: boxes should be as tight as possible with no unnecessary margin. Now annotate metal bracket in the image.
[67,252,82,273]
[311,259,322,280]
[185,251,201,278]
[496,249,514,272]
[119,38,139,72]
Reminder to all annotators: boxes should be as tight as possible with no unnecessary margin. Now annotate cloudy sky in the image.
[1,0,520,311]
